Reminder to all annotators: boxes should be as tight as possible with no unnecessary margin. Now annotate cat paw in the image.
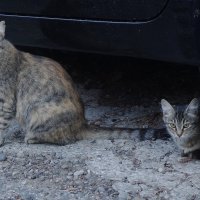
[0,137,4,147]
[178,157,193,163]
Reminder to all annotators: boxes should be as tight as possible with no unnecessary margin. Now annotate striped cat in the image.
[161,98,200,158]
[0,21,87,145]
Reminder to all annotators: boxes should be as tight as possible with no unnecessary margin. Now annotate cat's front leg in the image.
[179,150,193,163]
[0,134,4,146]
[0,99,15,146]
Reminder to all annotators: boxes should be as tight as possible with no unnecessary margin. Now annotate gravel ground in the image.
[1,51,200,200]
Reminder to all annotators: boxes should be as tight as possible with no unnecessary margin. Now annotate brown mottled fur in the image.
[0,21,140,146]
[0,21,86,145]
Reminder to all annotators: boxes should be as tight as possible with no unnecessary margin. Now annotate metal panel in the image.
[0,0,168,22]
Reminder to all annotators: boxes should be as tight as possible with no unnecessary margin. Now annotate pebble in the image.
[40,176,46,181]
[74,170,85,179]
[94,120,101,126]
[12,171,19,176]
[158,168,164,173]
[21,192,35,200]
[61,164,69,169]
[55,154,63,159]
[0,152,7,161]
[17,151,25,158]
[97,186,106,194]
[87,170,91,174]
[118,191,128,200]
[68,172,74,176]
[67,175,73,180]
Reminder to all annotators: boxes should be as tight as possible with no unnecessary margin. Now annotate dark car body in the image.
[0,0,199,66]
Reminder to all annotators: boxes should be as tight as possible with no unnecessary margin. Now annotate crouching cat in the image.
[0,21,136,146]
[161,98,200,158]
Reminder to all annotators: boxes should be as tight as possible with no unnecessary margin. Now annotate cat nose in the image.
[177,132,182,137]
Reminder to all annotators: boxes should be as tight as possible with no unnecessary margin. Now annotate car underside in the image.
[0,0,199,66]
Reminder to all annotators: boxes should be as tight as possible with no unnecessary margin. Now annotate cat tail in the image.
[76,125,168,141]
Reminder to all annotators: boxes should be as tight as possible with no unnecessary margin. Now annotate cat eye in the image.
[168,123,176,129]
[183,123,190,129]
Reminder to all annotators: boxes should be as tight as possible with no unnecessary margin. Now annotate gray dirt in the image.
[1,52,200,200]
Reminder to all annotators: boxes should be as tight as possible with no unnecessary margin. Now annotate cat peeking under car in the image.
[161,98,200,160]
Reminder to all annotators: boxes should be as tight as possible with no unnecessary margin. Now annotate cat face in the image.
[161,98,199,140]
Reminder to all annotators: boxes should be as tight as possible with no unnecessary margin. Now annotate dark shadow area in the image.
[18,46,200,108]
[192,149,200,160]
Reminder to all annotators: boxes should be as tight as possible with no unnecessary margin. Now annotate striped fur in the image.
[161,98,200,154]
[0,21,86,145]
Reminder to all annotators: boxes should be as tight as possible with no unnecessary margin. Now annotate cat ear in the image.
[161,99,175,118]
[0,21,5,41]
[184,98,199,118]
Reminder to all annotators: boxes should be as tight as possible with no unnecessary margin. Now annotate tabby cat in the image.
[0,21,137,146]
[161,98,200,157]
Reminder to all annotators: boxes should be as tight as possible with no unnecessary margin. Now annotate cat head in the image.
[161,98,199,139]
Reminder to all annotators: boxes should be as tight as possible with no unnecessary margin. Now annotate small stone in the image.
[67,175,73,180]
[21,180,27,185]
[22,192,35,200]
[142,125,149,129]
[68,172,73,176]
[0,152,7,161]
[44,160,50,165]
[17,151,25,158]
[40,176,46,181]
[158,168,164,173]
[55,154,62,159]
[60,192,70,200]
[29,169,34,173]
[97,187,105,194]
[50,160,56,166]
[85,170,91,179]
[12,171,18,176]
[74,170,85,179]
[118,192,128,200]
[61,164,69,169]
[87,170,91,175]
[50,152,56,158]
[94,120,101,126]
[29,175,36,179]
[36,156,43,160]
[164,194,170,199]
